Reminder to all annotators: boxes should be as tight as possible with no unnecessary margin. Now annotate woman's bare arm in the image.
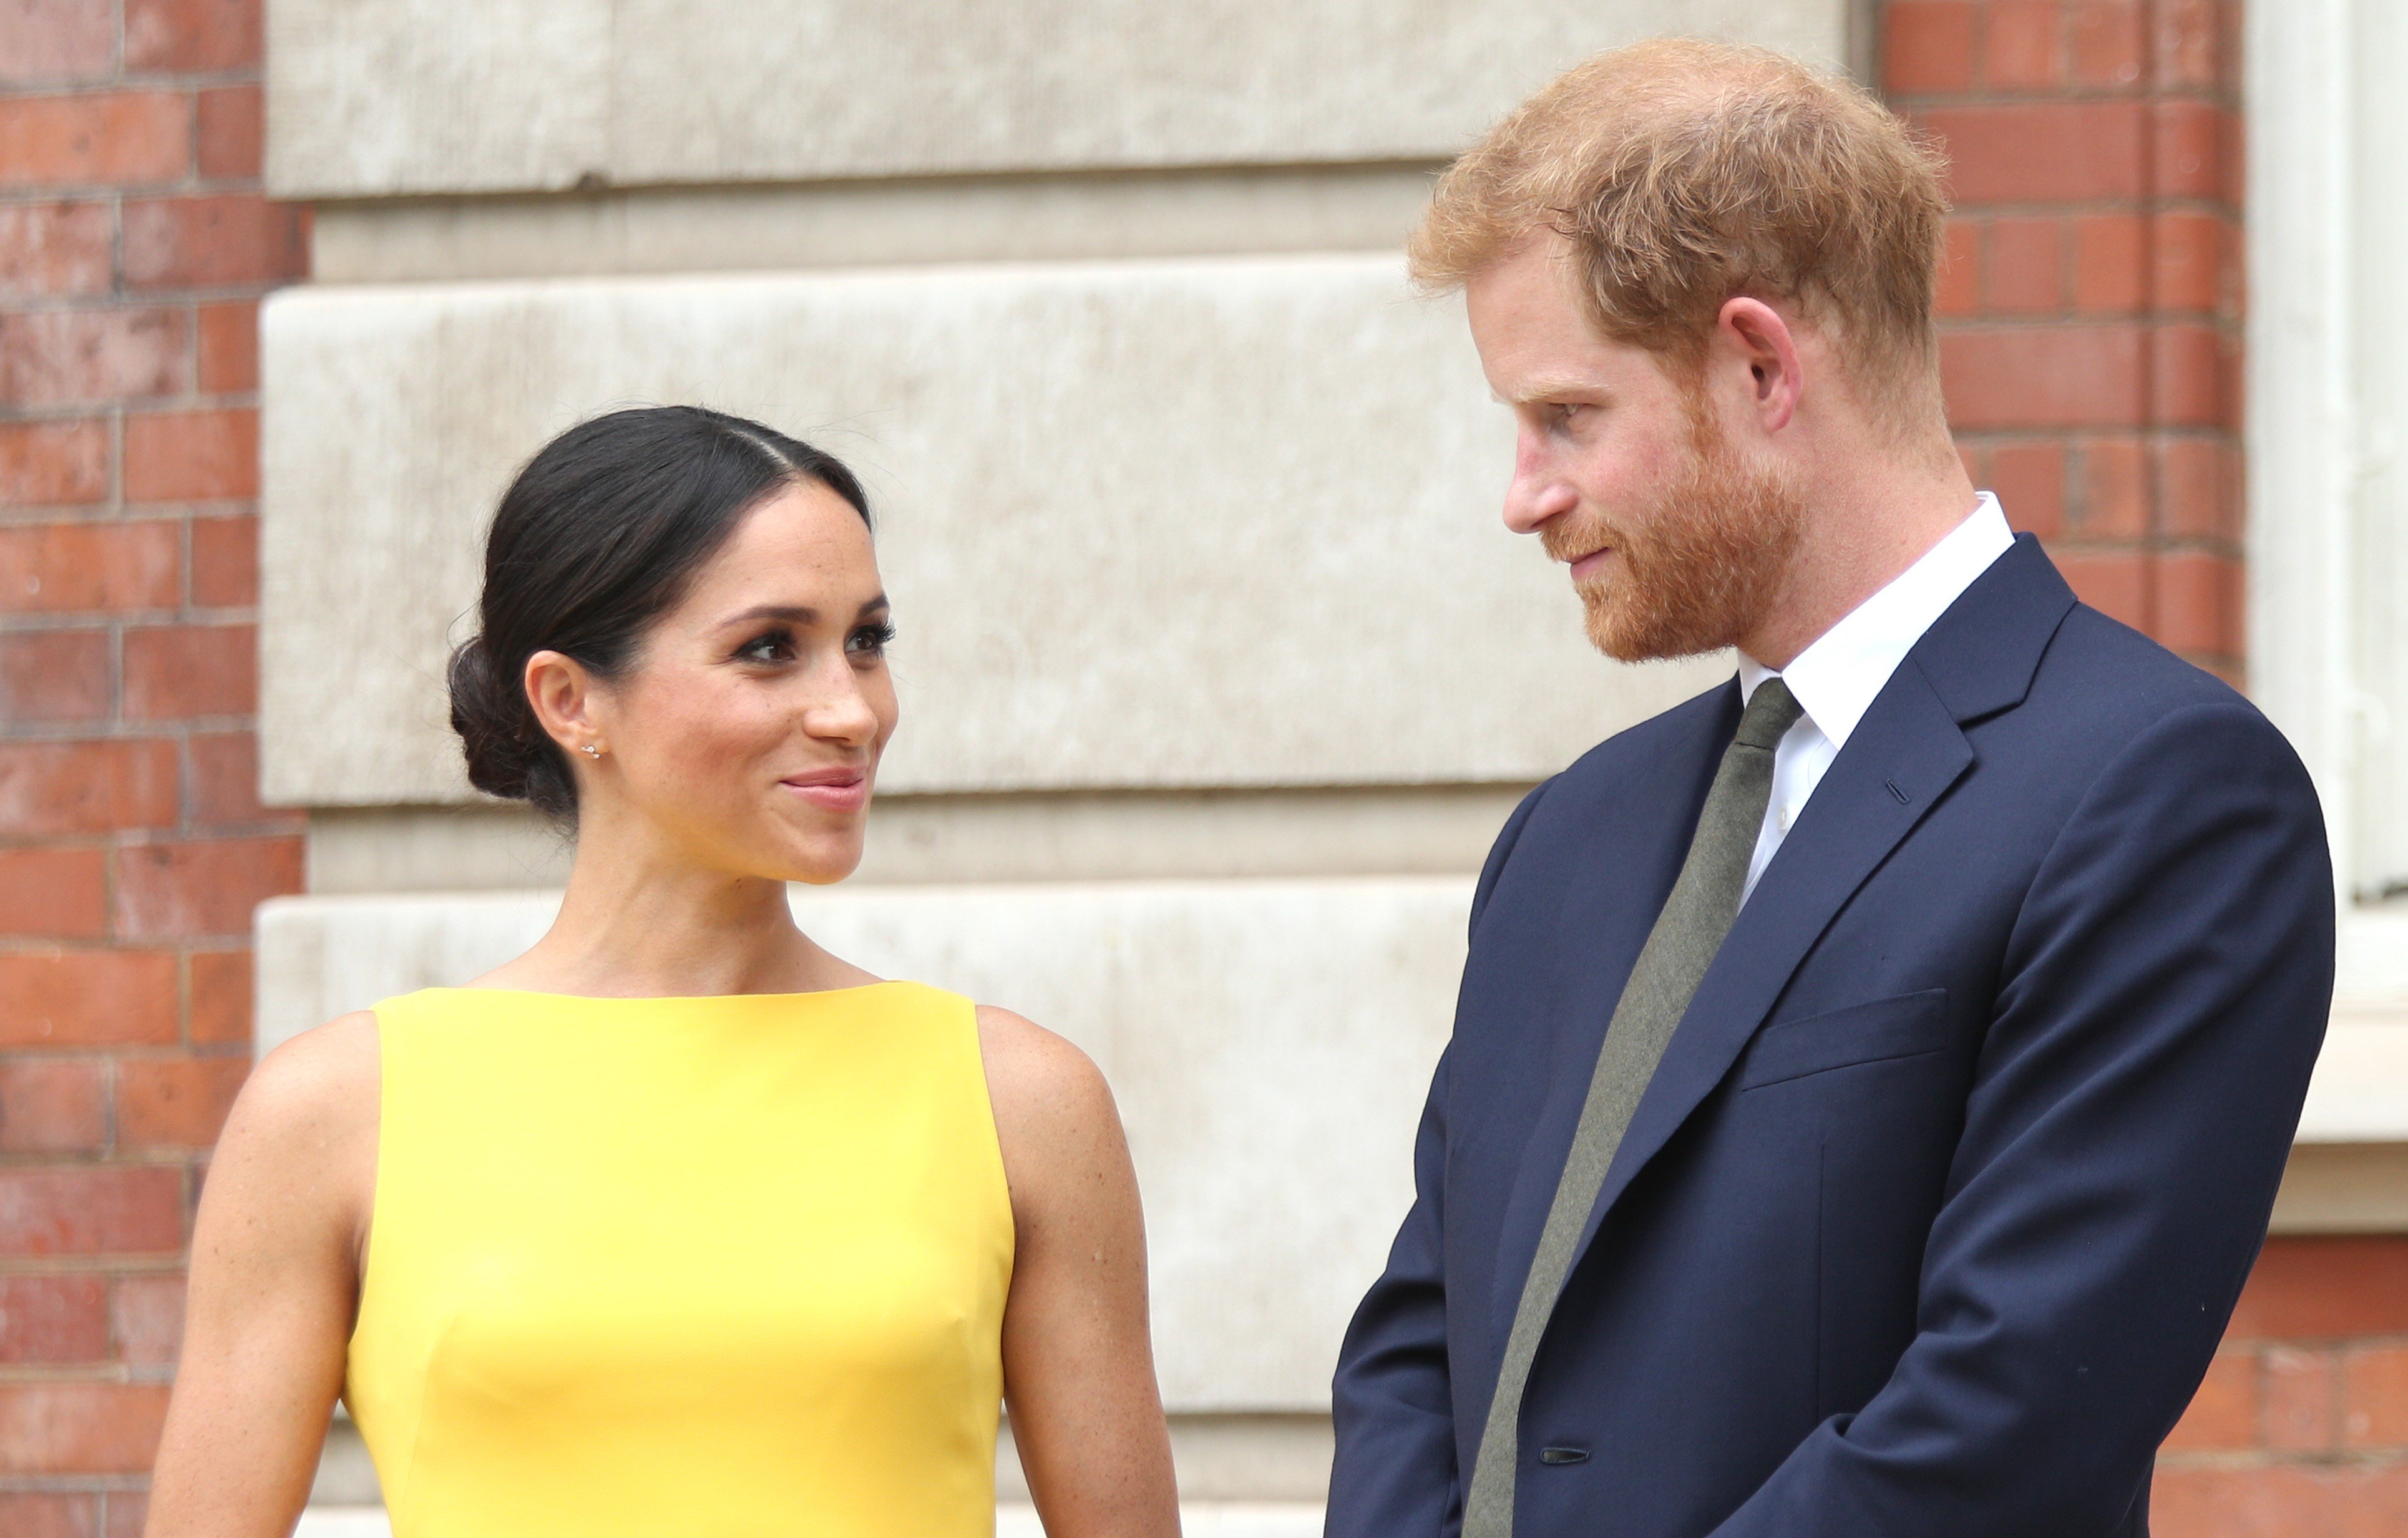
[980,1005,1180,1537]
[145,1012,380,1538]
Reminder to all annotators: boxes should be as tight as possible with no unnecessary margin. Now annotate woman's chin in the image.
[759,834,866,888]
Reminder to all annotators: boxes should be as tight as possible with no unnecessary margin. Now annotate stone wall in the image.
[248,0,1850,1489]
[236,0,1851,1521]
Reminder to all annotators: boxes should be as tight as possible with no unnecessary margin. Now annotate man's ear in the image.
[524,650,603,756]
[1716,296,1803,436]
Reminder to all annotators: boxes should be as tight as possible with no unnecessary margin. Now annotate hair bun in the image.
[447,635,573,815]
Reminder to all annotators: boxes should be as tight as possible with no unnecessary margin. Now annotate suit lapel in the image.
[1483,684,1737,1343]
[1554,666,1974,1275]
[1533,535,2080,1312]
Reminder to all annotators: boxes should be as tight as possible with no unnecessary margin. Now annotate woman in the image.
[145,407,1181,1537]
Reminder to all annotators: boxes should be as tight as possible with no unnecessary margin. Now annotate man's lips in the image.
[779,767,869,812]
[1568,545,1616,582]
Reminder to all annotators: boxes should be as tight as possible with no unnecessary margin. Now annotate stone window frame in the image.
[2246,0,2408,1134]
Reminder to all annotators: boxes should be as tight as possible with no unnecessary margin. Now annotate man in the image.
[1328,39,2334,1538]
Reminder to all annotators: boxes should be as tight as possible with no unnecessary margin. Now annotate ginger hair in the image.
[1412,37,1952,433]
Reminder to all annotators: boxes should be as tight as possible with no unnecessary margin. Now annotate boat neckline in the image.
[416,981,910,1005]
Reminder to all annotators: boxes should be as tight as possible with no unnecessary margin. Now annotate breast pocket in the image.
[1737,989,1952,1091]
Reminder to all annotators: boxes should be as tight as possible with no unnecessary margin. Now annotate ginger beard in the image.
[1543,399,1807,662]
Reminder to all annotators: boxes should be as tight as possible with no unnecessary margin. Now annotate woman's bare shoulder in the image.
[973,1004,1123,1168]
[215,1011,381,1175]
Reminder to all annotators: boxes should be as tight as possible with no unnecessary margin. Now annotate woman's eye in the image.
[847,621,895,658]
[738,631,794,664]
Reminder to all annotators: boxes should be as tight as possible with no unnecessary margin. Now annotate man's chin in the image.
[1580,595,1656,663]
[1579,590,1733,663]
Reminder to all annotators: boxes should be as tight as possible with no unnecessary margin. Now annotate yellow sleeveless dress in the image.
[345,983,1014,1537]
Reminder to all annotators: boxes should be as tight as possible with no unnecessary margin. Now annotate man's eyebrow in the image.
[1500,374,1606,406]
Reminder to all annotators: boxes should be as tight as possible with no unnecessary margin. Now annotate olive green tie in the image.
[1461,677,1805,1537]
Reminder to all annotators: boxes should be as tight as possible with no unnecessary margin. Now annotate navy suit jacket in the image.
[1328,537,2335,1537]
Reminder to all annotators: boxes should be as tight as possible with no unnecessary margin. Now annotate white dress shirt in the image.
[1736,493,2016,904]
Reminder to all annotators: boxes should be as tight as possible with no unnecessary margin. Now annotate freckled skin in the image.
[142,481,1179,1538]
[1464,231,1979,670]
[1471,240,1704,565]
[557,482,899,892]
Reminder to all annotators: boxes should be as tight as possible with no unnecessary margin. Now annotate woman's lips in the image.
[780,771,869,812]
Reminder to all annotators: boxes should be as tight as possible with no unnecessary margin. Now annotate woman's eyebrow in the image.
[719,604,818,628]
[717,596,890,629]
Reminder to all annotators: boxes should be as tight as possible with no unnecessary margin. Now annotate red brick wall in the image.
[0,0,305,1530]
[1885,0,2245,676]
[2157,1239,2408,1532]
[1883,3,2408,1531]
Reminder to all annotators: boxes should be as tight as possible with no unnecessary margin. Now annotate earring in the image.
[580,742,603,759]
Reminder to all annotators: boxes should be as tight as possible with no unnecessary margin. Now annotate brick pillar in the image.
[1881,7,2408,1532]
[1883,0,2245,676]
[2157,1239,2408,1529]
[0,1,306,1530]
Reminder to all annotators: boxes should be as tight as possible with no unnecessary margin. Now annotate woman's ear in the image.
[524,650,607,757]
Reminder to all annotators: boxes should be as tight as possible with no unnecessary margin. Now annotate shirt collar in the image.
[1738,492,2016,750]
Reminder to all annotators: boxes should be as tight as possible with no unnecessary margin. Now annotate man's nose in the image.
[1503,434,1577,535]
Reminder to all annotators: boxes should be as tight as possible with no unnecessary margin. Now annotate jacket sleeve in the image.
[1327,782,1549,1538]
[1712,701,2336,1536]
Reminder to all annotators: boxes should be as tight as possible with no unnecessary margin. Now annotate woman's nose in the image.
[806,667,882,746]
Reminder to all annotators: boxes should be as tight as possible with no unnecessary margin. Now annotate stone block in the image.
[293,1502,1327,1536]
[306,167,1443,285]
[2270,1143,2408,1234]
[267,0,610,198]
[1004,1504,1323,1537]
[267,0,1851,197]
[2298,1014,2408,1144]
[260,255,1727,807]
[301,787,1531,895]
[257,875,1473,1410]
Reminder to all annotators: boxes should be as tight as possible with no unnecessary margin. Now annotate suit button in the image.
[1538,1446,1589,1466]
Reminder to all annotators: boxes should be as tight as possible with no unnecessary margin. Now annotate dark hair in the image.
[447,405,871,821]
